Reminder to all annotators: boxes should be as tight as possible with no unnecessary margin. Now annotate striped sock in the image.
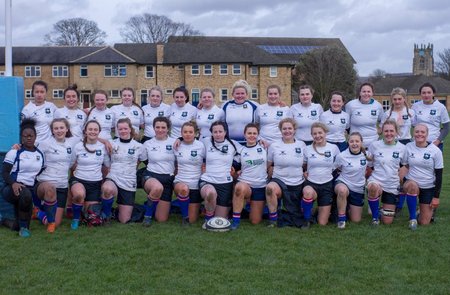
[301,198,314,221]
[232,212,241,225]
[338,213,347,222]
[204,211,214,222]
[177,194,190,219]
[37,210,48,225]
[368,198,380,220]
[269,211,278,222]
[101,197,114,218]
[406,194,418,220]
[43,200,57,223]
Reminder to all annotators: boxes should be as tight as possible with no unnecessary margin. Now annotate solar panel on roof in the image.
[257,45,322,54]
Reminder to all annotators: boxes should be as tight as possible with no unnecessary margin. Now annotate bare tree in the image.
[293,46,357,106]
[368,68,387,83]
[44,18,107,46]
[436,49,450,80]
[120,13,202,43]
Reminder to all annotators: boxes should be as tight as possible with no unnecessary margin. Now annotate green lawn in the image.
[1,142,449,294]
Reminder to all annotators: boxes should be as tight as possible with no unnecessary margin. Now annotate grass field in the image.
[1,142,449,295]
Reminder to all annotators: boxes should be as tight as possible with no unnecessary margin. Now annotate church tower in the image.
[413,43,434,76]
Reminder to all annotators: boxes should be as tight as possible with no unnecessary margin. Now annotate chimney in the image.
[156,44,164,65]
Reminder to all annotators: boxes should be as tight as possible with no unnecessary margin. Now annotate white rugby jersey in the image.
[222,100,259,143]
[319,110,350,143]
[256,104,290,144]
[381,108,416,141]
[412,100,450,142]
[142,103,171,138]
[73,141,110,181]
[201,139,239,184]
[335,149,370,194]
[174,140,205,189]
[236,143,268,188]
[106,138,147,191]
[268,139,306,186]
[4,148,44,187]
[405,142,443,189]
[196,105,225,143]
[21,101,56,143]
[345,99,383,146]
[289,103,323,142]
[367,140,406,194]
[304,142,340,184]
[37,136,77,188]
[87,107,114,140]
[169,103,197,139]
[54,106,87,140]
[110,104,144,134]
[144,137,176,175]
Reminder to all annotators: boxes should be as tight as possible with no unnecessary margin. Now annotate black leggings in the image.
[2,185,33,228]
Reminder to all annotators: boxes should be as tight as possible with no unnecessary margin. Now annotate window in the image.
[382,100,390,111]
[140,89,150,106]
[191,64,200,75]
[110,90,120,98]
[53,89,64,99]
[232,64,241,75]
[191,88,200,106]
[177,65,185,71]
[25,89,32,99]
[0,71,5,76]
[165,89,173,95]
[204,64,213,75]
[145,66,154,78]
[410,99,420,105]
[80,65,88,77]
[250,66,258,75]
[52,65,68,77]
[104,65,127,77]
[220,88,228,102]
[251,89,258,100]
[25,66,41,77]
[220,64,228,75]
[269,66,278,77]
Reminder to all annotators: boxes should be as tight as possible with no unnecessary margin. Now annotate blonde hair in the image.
[232,80,252,97]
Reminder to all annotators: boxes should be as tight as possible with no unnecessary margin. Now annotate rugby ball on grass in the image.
[205,217,231,232]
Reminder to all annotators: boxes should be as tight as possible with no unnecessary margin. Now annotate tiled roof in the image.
[372,74,450,94]
[0,46,103,64]
[114,43,157,64]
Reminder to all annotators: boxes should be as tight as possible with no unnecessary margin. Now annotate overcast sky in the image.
[1,0,450,76]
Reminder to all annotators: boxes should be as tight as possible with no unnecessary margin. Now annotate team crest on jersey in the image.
[423,153,431,160]
[67,147,72,154]
[181,111,188,117]
[128,149,135,155]
[340,118,346,124]
[402,115,408,120]
[166,145,172,151]
[277,111,283,117]
[243,104,248,109]
[392,151,399,158]
[133,111,139,116]
[430,110,436,115]
[360,159,366,166]
[77,114,83,119]
[257,148,263,153]
[324,151,331,158]
[311,110,317,116]
[105,115,111,120]
[208,114,215,120]
[191,151,197,157]
[295,148,302,154]
[45,108,51,114]
[221,145,229,153]
[36,155,41,161]
[371,110,377,116]
[96,150,102,156]
[158,111,164,116]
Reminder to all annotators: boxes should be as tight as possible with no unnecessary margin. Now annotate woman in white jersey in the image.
[290,85,323,145]
[334,132,371,229]
[200,121,240,227]
[2,119,44,237]
[320,91,349,152]
[87,90,114,141]
[256,85,290,145]
[222,80,259,144]
[173,122,205,225]
[231,123,268,230]
[265,118,306,228]
[169,87,197,139]
[69,120,111,230]
[101,118,147,224]
[142,86,171,143]
[142,117,176,226]
[110,87,144,140]
[35,118,77,231]
[301,122,340,228]
[345,82,383,147]
[195,88,225,144]
[366,120,407,226]
[21,80,56,144]
[54,84,87,141]
[403,124,443,228]
[412,82,449,150]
